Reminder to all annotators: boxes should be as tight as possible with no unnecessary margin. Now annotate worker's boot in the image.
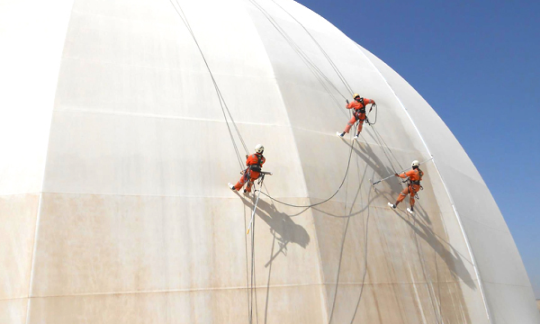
[388,202,396,209]
[228,183,236,191]
[354,132,360,139]
[407,207,414,215]
[337,132,345,137]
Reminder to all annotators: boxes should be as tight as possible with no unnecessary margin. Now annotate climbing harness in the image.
[248,154,264,173]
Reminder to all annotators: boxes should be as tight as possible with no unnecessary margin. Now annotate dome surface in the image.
[1,0,538,323]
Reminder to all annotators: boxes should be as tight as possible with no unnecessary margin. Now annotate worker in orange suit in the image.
[388,160,424,214]
[229,144,266,194]
[337,93,376,139]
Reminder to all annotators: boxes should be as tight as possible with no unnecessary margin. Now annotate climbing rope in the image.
[168,4,259,320]
[327,164,373,324]
[256,137,356,208]
[247,0,349,106]
[267,0,354,96]
[169,0,249,170]
[249,189,257,324]
[366,103,378,125]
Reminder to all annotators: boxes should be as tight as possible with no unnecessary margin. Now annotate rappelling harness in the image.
[354,98,367,118]
[241,154,265,187]
[247,153,264,173]
[402,168,424,199]
[353,98,373,126]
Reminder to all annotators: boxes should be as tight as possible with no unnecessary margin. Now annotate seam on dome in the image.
[25,1,78,323]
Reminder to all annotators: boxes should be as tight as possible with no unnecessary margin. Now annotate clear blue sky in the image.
[296,0,540,299]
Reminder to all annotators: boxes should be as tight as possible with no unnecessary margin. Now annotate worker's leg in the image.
[343,115,357,134]
[409,185,420,209]
[245,174,260,193]
[234,172,249,191]
[245,180,253,193]
[396,187,410,206]
[356,119,364,135]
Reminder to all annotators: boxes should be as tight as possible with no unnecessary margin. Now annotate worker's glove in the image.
[245,155,249,159]
[346,100,349,104]
[369,108,373,113]
[394,173,399,177]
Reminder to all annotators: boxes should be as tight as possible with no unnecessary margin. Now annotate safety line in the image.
[247,177,267,324]
[169,0,248,170]
[410,211,444,324]
[167,4,255,319]
[347,179,373,324]
[247,0,348,105]
[249,196,256,324]
[267,0,354,96]
[257,137,356,208]
[327,160,373,324]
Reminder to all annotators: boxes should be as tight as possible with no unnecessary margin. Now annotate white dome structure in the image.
[1,0,538,323]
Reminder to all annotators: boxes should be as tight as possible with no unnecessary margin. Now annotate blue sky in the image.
[296,0,540,299]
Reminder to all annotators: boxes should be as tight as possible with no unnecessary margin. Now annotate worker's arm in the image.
[395,171,409,179]
[346,101,355,109]
[365,98,376,112]
[245,154,254,166]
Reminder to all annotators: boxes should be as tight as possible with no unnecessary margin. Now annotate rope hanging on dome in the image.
[169,0,249,170]
[256,138,356,208]
[267,0,354,97]
[247,0,349,105]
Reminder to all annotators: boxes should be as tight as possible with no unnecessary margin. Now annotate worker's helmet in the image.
[255,144,264,154]
[353,93,360,99]
[411,160,420,168]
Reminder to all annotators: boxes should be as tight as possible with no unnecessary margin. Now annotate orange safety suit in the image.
[396,168,424,208]
[342,98,375,135]
[234,153,266,192]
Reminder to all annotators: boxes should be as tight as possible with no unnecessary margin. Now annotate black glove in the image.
[346,100,349,104]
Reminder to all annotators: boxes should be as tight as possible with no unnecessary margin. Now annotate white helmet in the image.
[411,160,420,168]
[255,144,264,154]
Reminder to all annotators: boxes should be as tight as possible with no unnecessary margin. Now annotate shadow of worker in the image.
[342,137,404,194]
[238,195,310,266]
[396,207,477,290]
